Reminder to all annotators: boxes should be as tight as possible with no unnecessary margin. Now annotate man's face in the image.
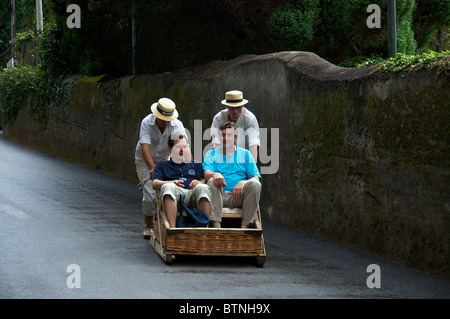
[170,138,189,163]
[156,117,169,128]
[226,105,243,122]
[220,128,237,150]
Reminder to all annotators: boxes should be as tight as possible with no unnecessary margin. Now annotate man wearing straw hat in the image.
[210,90,260,162]
[135,98,187,239]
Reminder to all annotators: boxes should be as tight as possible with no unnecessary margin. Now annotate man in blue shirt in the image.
[203,122,261,228]
[153,132,211,228]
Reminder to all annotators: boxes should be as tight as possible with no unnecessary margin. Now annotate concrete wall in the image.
[4,52,449,278]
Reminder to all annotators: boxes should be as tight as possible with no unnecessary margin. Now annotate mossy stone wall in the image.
[4,52,449,278]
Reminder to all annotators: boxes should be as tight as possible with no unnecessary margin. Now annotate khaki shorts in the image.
[160,183,211,208]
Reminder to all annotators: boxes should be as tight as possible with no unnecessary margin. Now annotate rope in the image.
[137,176,152,190]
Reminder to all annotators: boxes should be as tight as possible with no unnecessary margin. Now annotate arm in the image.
[204,169,227,188]
[152,179,185,190]
[189,178,206,189]
[247,114,260,162]
[249,145,258,163]
[210,115,220,149]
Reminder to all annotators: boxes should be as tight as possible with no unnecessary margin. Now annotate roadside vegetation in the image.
[0,0,448,128]
[353,50,450,72]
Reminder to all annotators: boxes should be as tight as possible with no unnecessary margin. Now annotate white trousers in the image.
[136,162,156,217]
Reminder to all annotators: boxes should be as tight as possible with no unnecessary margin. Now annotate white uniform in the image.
[135,114,186,216]
[210,107,260,150]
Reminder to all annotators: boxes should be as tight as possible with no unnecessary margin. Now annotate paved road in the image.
[1,132,449,301]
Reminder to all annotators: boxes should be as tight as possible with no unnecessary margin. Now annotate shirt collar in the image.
[149,114,176,126]
[169,156,187,165]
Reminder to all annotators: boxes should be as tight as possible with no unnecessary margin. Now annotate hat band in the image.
[226,98,243,104]
[157,106,174,116]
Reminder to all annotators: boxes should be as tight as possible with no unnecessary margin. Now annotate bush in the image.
[0,63,80,129]
[267,1,319,51]
[0,64,43,125]
[33,24,68,76]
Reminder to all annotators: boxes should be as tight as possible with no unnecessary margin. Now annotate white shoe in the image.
[143,227,154,239]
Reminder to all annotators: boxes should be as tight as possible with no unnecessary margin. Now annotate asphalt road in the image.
[1,132,449,301]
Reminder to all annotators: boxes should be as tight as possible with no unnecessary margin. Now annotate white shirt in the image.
[135,114,186,165]
[210,107,260,149]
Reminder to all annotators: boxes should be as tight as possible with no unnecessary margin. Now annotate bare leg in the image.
[197,198,211,217]
[163,195,177,228]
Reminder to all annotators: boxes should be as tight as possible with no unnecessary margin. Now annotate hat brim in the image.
[151,102,179,121]
[221,99,248,107]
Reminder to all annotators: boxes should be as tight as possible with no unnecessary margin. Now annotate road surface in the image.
[1,132,449,301]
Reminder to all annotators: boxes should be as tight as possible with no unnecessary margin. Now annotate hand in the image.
[172,180,185,188]
[149,166,155,179]
[189,179,200,189]
[233,181,246,200]
[213,173,227,188]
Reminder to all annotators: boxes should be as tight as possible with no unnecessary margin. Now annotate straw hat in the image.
[221,90,248,107]
[151,98,179,121]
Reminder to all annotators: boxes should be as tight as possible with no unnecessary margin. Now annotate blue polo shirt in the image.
[202,146,261,192]
[153,158,204,189]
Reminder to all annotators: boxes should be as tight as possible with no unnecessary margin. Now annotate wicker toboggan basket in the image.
[150,195,266,266]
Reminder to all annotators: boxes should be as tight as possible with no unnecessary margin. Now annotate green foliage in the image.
[414,0,450,50]
[0,63,80,128]
[378,50,450,72]
[338,54,385,68]
[2,0,448,76]
[396,0,417,54]
[0,63,42,125]
[353,50,450,72]
[33,24,68,76]
[11,30,35,62]
[12,30,34,48]
[267,1,319,50]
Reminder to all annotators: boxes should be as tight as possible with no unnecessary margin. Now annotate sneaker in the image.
[143,227,154,239]
[143,215,154,239]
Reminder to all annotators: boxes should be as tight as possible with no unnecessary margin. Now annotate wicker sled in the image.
[149,195,266,266]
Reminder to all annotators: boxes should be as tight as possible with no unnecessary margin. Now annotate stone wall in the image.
[4,52,449,278]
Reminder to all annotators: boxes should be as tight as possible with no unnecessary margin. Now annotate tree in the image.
[414,0,450,52]
[3,0,448,76]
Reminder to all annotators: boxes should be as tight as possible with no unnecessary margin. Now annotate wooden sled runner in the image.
[149,196,266,266]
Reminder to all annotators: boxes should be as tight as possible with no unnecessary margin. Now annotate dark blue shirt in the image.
[153,158,204,189]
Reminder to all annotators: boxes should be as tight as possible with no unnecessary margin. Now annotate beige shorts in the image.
[160,183,211,208]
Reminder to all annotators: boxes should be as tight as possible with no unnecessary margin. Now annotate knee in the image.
[161,182,177,193]
[207,177,219,190]
[195,183,211,194]
[245,179,261,192]
[160,183,177,201]
[194,183,212,202]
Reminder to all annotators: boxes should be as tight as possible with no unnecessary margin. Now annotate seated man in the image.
[203,122,262,228]
[152,131,211,228]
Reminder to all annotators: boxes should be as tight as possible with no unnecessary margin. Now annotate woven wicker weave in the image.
[155,210,264,255]
[151,191,266,265]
